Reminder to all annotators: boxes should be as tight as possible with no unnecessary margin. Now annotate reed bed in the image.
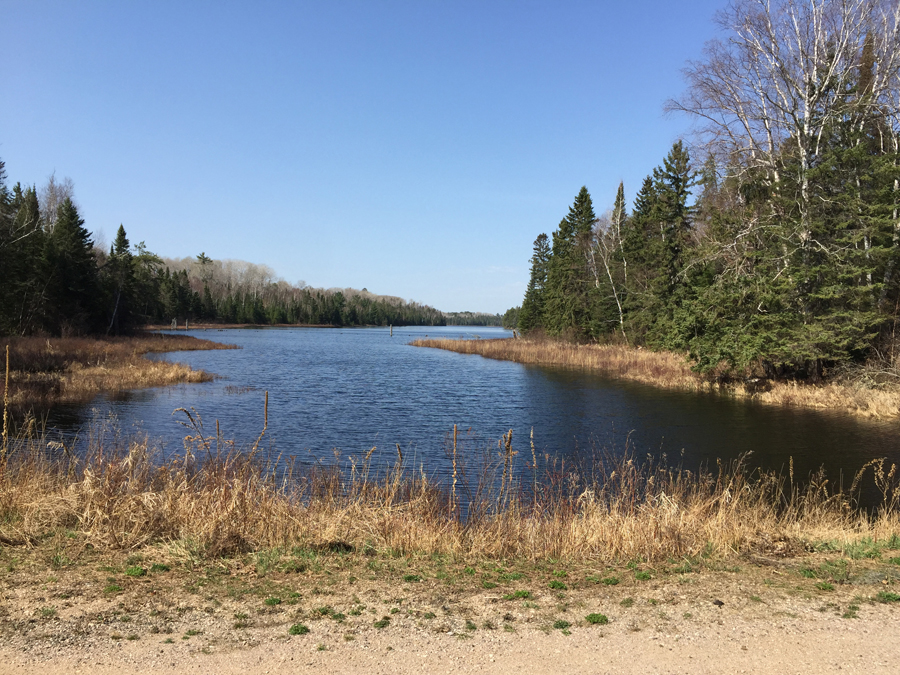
[0,333,235,414]
[1,412,897,564]
[411,338,900,418]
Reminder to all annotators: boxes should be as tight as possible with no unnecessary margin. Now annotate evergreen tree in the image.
[544,187,597,338]
[104,224,136,334]
[517,233,550,332]
[42,198,99,335]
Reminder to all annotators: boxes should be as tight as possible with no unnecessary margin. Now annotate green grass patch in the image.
[634,571,652,581]
[264,597,282,606]
[125,566,146,577]
[548,580,567,590]
[585,613,608,625]
[288,623,310,635]
[503,590,531,600]
[876,591,900,603]
[601,576,620,586]
[553,619,571,630]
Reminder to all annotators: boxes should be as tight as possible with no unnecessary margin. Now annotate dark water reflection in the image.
[44,326,900,505]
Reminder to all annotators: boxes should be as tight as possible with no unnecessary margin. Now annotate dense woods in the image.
[514,0,900,381]
[0,165,501,334]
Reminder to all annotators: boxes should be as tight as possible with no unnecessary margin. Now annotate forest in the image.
[0,170,502,333]
[513,0,900,382]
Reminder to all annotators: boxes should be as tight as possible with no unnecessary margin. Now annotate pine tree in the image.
[104,224,136,334]
[43,198,99,335]
[518,233,551,333]
[544,187,597,338]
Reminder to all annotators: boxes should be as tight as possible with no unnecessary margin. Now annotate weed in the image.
[149,564,170,573]
[403,574,422,583]
[816,582,835,591]
[373,617,390,629]
[126,634,139,641]
[620,597,634,608]
[288,623,310,635]
[503,590,531,600]
[423,612,436,620]
[40,606,56,619]
[104,584,123,594]
[585,613,608,625]
[549,580,567,590]
[465,620,477,631]
[634,571,652,581]
[553,619,571,630]
[50,554,71,570]
[317,644,327,651]
[552,570,567,578]
[482,581,498,589]
[125,566,146,577]
[499,572,523,582]
[602,576,620,586]
[184,629,202,636]
[876,591,900,603]
[264,597,282,606]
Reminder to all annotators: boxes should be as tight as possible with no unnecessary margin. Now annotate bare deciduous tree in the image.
[38,172,76,231]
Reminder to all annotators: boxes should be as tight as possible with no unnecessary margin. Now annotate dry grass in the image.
[0,333,235,414]
[1,411,897,564]
[411,338,900,418]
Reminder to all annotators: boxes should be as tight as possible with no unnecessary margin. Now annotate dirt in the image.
[1,545,899,674]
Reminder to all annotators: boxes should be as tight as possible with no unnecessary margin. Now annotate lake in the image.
[46,326,900,503]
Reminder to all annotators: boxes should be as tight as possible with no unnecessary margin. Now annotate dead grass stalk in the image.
[1,411,897,563]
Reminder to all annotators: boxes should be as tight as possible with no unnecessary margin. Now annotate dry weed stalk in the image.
[1,408,897,562]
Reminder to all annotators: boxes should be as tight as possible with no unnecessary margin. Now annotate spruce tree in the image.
[104,224,136,334]
[518,233,550,332]
[544,187,597,338]
[43,198,99,335]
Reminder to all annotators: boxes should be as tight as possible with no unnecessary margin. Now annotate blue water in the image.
[46,326,900,500]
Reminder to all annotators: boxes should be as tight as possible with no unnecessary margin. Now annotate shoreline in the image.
[144,323,502,330]
[410,337,900,419]
[1,333,237,415]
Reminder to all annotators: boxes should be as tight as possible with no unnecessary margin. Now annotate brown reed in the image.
[411,337,900,418]
[0,409,897,563]
[1,333,236,415]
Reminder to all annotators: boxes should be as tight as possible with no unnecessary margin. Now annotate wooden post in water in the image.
[390,325,393,337]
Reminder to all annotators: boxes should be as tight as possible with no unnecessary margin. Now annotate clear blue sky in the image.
[2,0,725,313]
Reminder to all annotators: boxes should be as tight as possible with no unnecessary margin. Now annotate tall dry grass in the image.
[0,333,235,414]
[411,338,900,418]
[1,408,897,562]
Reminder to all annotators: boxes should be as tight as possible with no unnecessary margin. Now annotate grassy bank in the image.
[1,422,898,653]
[1,333,236,415]
[411,338,900,419]
[1,417,897,563]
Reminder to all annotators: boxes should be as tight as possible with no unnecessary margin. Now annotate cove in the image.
[45,326,900,505]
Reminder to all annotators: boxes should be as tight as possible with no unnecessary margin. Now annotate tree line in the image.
[0,164,500,334]
[513,0,900,380]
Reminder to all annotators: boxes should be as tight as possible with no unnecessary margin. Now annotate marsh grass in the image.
[411,337,900,418]
[0,333,235,416]
[1,399,898,564]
